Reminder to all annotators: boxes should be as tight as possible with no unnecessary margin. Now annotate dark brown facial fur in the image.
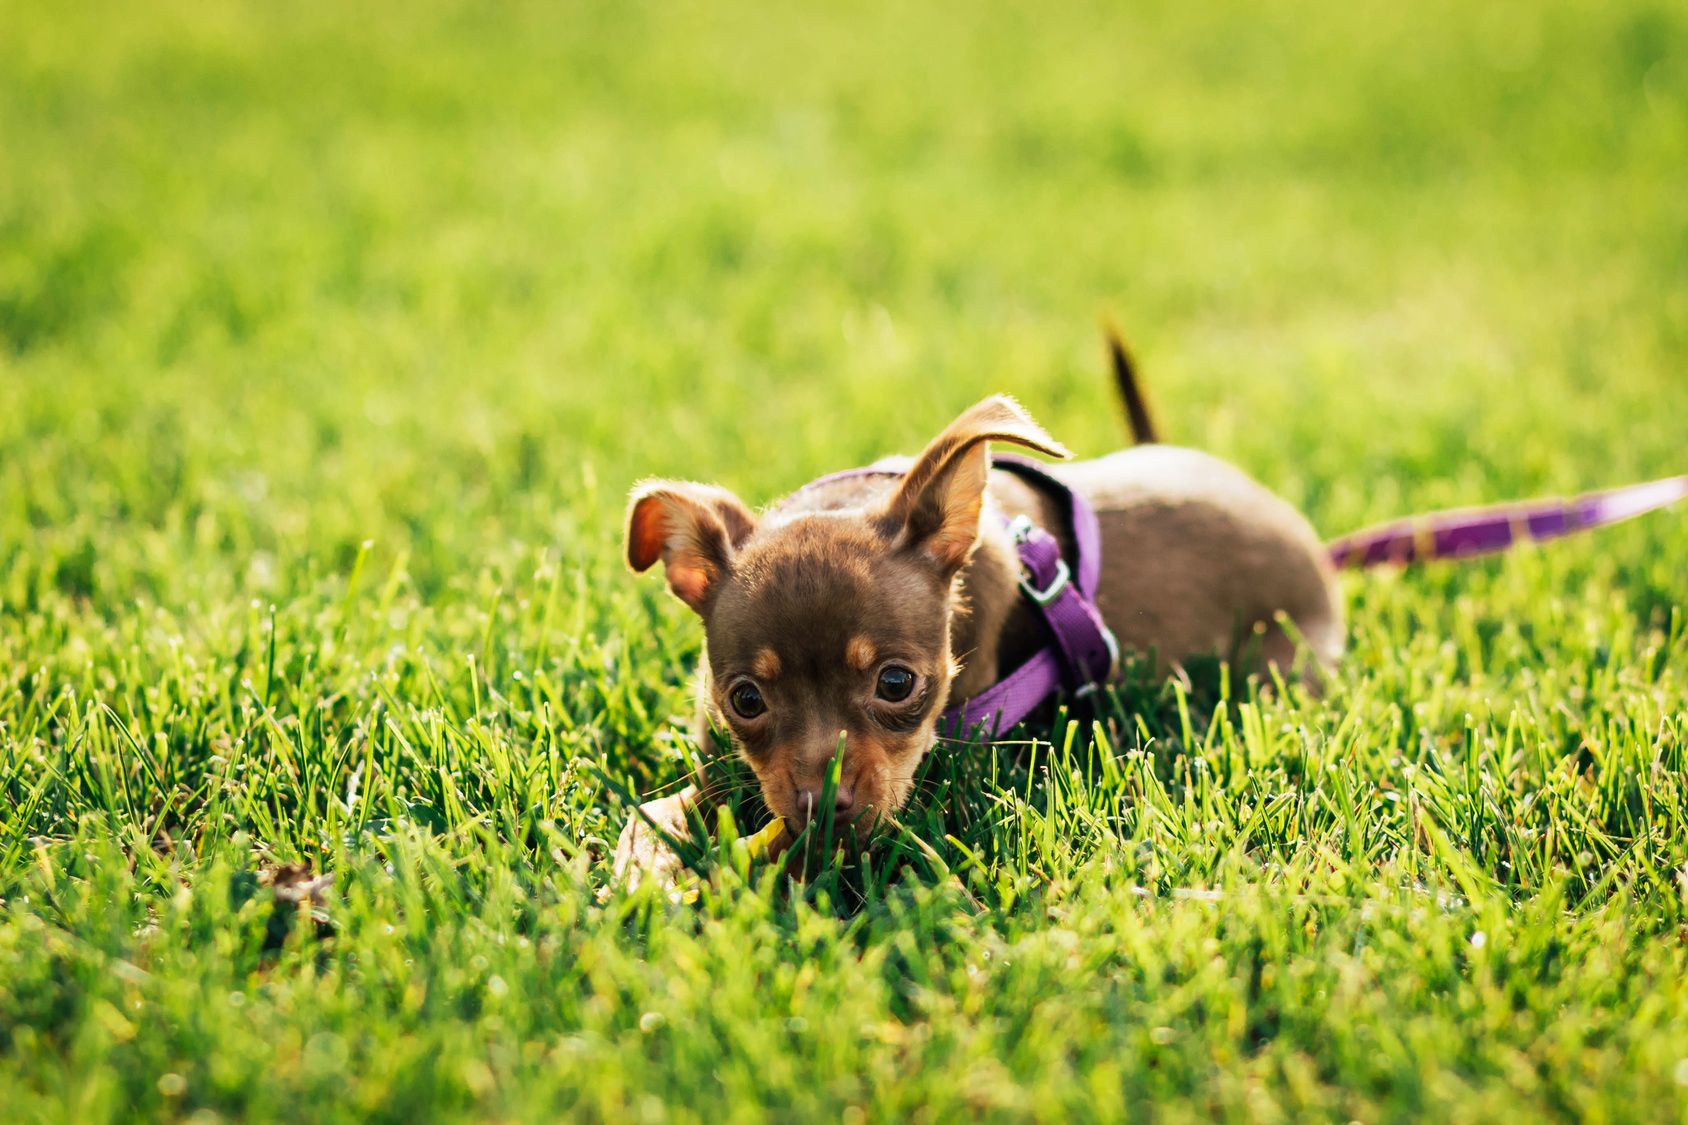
[626,395,1069,837]
[701,516,953,831]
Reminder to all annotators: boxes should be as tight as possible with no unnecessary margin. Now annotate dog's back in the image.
[1057,447,1343,677]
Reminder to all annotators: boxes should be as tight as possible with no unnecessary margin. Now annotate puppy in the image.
[615,379,1342,887]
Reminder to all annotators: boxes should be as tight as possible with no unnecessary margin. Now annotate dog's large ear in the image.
[880,395,1070,574]
[626,481,757,613]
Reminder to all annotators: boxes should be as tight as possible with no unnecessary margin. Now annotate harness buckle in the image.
[1099,623,1121,682]
[1019,557,1071,607]
[1071,626,1121,697]
[1006,515,1070,605]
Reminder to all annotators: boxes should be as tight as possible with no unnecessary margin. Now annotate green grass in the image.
[3,0,1688,1119]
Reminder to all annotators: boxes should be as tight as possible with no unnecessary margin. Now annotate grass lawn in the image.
[4,0,1688,1119]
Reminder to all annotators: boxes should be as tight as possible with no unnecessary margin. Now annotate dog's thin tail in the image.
[1326,475,1688,569]
[1104,320,1159,445]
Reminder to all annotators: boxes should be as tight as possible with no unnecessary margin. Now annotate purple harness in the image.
[800,454,1117,736]
[940,455,1117,735]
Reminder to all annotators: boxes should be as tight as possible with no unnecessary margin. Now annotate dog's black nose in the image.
[796,784,855,822]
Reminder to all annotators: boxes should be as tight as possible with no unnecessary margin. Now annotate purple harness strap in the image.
[941,456,1117,735]
[796,454,1118,738]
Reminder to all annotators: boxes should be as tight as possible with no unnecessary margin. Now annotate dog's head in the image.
[626,396,1069,838]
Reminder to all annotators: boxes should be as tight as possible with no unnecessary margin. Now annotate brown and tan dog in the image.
[615,343,1342,886]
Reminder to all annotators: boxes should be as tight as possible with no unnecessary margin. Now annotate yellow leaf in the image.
[744,817,786,860]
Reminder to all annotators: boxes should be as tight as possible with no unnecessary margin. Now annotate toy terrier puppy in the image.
[616,384,1341,886]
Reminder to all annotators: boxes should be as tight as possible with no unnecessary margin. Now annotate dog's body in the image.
[616,376,1341,886]
[775,446,1344,704]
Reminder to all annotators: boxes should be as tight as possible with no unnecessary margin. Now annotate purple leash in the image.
[1326,475,1688,568]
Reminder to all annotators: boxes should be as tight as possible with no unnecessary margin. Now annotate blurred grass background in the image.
[2,0,1686,1120]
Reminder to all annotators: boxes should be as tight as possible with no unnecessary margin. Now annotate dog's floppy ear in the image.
[626,481,757,613]
[880,395,1070,574]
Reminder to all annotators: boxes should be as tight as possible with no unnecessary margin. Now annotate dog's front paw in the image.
[612,792,694,893]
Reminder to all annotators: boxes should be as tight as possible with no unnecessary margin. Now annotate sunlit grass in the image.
[2,0,1686,1119]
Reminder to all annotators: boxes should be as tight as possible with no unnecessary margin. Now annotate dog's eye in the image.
[875,666,916,703]
[728,682,766,719]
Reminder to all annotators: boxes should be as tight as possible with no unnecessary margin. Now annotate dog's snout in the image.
[795,781,855,822]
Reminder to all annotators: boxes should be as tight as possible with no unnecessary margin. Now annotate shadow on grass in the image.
[611,651,1295,920]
